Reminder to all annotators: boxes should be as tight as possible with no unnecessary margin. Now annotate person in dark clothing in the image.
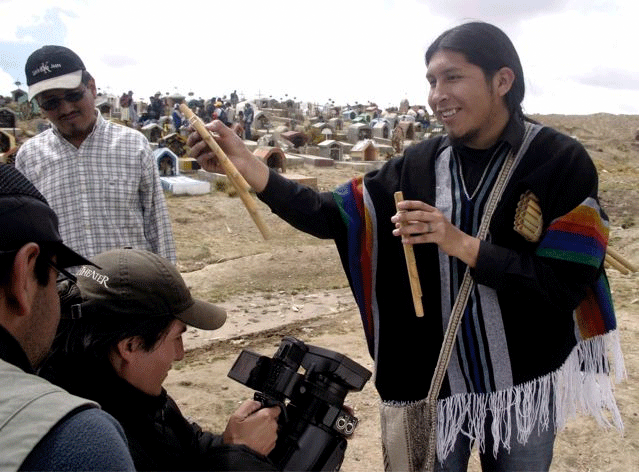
[187,21,624,472]
[243,103,254,140]
[42,248,280,471]
[172,104,183,131]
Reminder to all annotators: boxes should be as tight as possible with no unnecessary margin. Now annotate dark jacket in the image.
[43,361,278,471]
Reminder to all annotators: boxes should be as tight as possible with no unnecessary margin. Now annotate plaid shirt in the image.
[16,112,176,263]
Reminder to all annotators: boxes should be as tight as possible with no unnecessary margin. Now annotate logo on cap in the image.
[31,61,62,78]
[77,266,110,288]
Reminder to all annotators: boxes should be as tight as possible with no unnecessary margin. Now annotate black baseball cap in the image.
[25,45,86,100]
[75,248,226,330]
[0,164,94,269]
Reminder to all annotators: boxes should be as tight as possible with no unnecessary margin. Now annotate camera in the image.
[227,336,372,471]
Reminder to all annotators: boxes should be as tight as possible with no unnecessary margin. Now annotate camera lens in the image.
[336,417,347,430]
[344,421,355,435]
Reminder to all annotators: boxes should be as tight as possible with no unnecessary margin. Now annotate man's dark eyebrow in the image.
[426,66,463,80]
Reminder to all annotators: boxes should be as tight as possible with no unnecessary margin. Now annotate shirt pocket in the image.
[99,178,141,227]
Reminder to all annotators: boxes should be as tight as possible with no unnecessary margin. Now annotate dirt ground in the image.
[164,113,639,472]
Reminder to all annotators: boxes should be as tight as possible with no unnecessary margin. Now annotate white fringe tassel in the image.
[436,331,626,462]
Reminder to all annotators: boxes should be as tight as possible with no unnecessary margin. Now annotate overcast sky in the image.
[1,0,638,115]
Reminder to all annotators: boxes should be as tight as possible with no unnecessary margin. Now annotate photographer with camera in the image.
[40,248,281,471]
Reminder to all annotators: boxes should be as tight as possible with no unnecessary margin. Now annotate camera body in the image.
[227,336,372,471]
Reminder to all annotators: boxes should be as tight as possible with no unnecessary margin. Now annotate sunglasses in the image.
[38,87,87,111]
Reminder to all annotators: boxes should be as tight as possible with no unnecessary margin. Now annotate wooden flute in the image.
[180,104,270,240]
[394,191,424,317]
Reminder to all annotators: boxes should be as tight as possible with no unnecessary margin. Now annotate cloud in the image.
[576,68,639,91]
[1,0,638,113]
[412,0,622,26]
[414,0,572,24]
[0,68,17,95]
[100,54,140,68]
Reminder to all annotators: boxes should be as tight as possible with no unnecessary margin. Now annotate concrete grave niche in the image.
[95,98,112,116]
[11,89,28,104]
[341,109,357,121]
[328,117,343,131]
[0,129,17,164]
[397,121,415,141]
[253,146,286,173]
[142,123,163,143]
[347,123,372,144]
[350,139,378,161]
[153,148,179,177]
[0,108,17,128]
[257,98,273,109]
[281,130,308,149]
[253,111,271,133]
[153,147,210,196]
[372,120,390,139]
[309,122,333,145]
[318,140,344,161]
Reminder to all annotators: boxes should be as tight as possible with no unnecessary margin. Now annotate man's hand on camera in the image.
[222,399,280,456]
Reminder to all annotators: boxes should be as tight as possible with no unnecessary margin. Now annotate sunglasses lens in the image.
[39,98,60,111]
[66,90,85,102]
[38,88,85,111]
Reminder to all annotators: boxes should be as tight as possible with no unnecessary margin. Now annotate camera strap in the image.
[424,121,540,470]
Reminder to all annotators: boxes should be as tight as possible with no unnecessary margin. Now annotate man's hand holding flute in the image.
[391,199,481,269]
[186,119,270,193]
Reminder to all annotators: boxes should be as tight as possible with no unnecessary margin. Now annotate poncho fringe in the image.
[431,329,625,460]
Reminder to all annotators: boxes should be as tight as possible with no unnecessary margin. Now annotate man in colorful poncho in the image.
[188,21,624,472]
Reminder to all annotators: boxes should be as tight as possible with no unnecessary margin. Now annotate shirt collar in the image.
[81,361,168,414]
[499,113,526,151]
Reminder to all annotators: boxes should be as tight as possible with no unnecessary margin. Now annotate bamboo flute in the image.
[394,191,424,317]
[606,246,638,273]
[604,254,630,274]
[180,104,270,240]
[515,191,636,274]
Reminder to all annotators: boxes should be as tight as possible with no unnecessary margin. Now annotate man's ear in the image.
[110,336,142,375]
[7,243,41,318]
[494,66,515,97]
[115,336,143,360]
[88,78,98,99]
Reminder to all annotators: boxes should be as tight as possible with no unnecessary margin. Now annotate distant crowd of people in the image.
[117,89,256,141]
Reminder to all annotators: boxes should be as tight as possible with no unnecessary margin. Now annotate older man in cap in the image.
[0,163,135,471]
[15,45,176,263]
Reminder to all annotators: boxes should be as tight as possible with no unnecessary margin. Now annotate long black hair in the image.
[425,21,525,118]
